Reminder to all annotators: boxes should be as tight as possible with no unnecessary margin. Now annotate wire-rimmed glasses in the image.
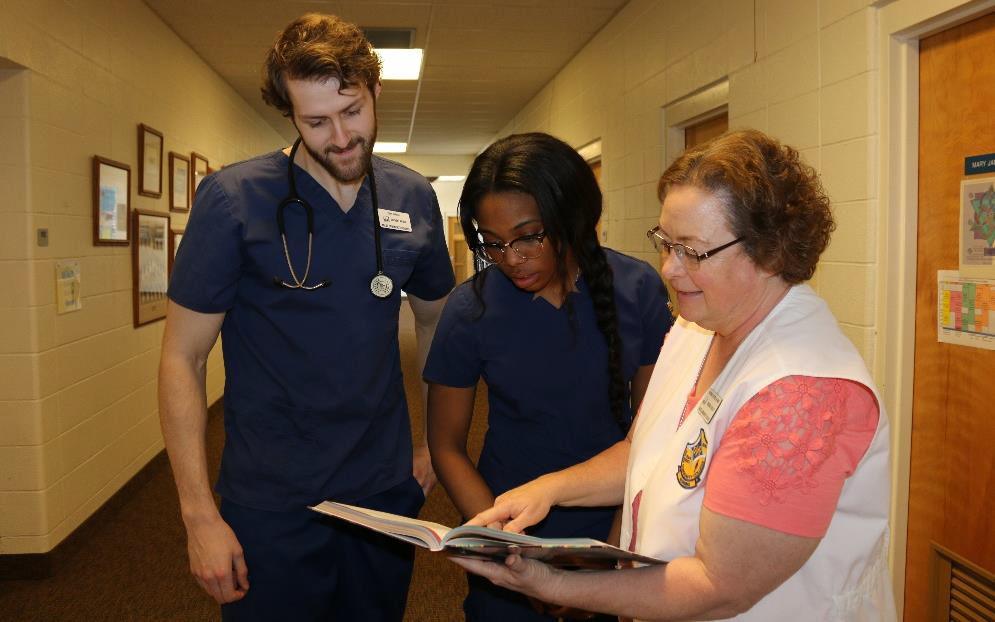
[646,226,743,268]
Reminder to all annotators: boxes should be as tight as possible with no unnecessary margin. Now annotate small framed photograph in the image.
[92,155,131,246]
[132,209,171,327]
[137,124,163,198]
[190,152,209,204]
[169,229,183,275]
[169,152,190,212]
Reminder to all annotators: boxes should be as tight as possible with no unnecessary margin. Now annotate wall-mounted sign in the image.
[56,259,82,314]
[965,152,995,176]
[937,270,995,351]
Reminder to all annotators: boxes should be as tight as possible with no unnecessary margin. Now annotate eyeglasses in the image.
[646,226,743,268]
[475,232,547,264]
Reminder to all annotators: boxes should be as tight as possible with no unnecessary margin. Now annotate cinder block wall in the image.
[496,0,879,366]
[0,0,284,555]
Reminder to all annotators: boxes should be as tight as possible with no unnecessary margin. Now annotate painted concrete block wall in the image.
[0,0,285,555]
[496,0,879,367]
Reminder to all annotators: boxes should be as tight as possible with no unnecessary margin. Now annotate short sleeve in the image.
[636,265,673,364]
[403,190,455,301]
[702,376,879,538]
[167,175,243,313]
[422,286,482,388]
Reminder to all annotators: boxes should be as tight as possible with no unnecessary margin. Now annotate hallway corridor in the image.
[0,304,485,621]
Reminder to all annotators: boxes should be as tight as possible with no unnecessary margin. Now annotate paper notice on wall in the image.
[56,259,82,314]
[960,175,995,278]
[937,270,995,350]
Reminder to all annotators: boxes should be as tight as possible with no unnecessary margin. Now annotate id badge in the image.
[378,209,412,232]
[696,388,723,424]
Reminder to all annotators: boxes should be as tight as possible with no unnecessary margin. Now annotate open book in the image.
[310,501,665,569]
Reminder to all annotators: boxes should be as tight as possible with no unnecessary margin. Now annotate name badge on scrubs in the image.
[378,209,412,232]
[697,388,723,424]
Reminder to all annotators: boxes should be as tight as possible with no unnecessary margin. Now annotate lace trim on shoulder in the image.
[725,376,848,506]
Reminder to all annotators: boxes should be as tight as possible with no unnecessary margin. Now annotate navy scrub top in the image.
[168,151,454,511]
[424,249,671,538]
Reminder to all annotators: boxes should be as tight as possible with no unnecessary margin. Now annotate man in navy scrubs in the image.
[158,13,454,621]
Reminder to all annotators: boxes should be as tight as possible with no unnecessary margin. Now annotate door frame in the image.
[876,0,995,616]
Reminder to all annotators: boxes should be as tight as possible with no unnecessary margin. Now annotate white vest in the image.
[622,285,896,621]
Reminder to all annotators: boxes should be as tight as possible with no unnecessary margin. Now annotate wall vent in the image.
[929,542,995,621]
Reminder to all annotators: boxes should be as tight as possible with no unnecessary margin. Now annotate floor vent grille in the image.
[929,542,995,621]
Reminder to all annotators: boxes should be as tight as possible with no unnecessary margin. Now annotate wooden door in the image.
[684,113,727,148]
[906,12,995,620]
[448,216,470,284]
[591,159,605,243]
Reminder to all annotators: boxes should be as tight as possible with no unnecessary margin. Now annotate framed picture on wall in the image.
[92,155,131,246]
[190,152,209,204]
[137,124,163,198]
[133,209,171,327]
[169,152,190,212]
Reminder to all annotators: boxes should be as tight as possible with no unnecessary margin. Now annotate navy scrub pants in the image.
[466,572,618,622]
[219,476,424,622]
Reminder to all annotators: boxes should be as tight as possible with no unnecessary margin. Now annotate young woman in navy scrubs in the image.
[424,132,672,621]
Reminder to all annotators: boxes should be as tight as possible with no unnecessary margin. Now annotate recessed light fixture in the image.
[436,175,466,182]
[373,142,407,153]
[375,49,423,80]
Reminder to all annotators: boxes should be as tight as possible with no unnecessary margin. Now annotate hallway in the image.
[0,303,484,621]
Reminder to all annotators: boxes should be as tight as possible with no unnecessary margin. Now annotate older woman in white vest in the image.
[452,129,896,621]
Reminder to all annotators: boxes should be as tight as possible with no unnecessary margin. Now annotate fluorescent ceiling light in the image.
[375,48,423,80]
[436,175,465,182]
[373,142,407,153]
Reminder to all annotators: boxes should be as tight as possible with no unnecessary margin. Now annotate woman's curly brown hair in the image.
[657,129,834,284]
[261,13,382,117]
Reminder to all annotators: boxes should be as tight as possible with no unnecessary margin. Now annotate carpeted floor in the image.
[0,303,487,621]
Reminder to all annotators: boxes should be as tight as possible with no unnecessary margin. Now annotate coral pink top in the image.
[688,375,879,538]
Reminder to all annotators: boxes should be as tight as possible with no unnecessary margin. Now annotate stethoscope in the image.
[274,137,393,298]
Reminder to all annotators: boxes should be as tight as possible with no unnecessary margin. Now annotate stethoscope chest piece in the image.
[370,272,393,298]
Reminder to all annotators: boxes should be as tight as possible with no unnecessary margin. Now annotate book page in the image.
[310,502,451,548]
[446,525,598,547]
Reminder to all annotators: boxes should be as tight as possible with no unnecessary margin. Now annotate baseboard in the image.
[0,399,223,580]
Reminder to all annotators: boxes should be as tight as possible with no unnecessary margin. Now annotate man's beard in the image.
[303,126,377,184]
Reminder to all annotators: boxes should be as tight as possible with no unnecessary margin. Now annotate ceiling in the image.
[144,0,629,155]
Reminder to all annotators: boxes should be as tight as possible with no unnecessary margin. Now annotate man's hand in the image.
[412,444,437,497]
[184,514,249,604]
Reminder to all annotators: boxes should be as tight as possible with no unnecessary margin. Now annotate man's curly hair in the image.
[261,13,381,117]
